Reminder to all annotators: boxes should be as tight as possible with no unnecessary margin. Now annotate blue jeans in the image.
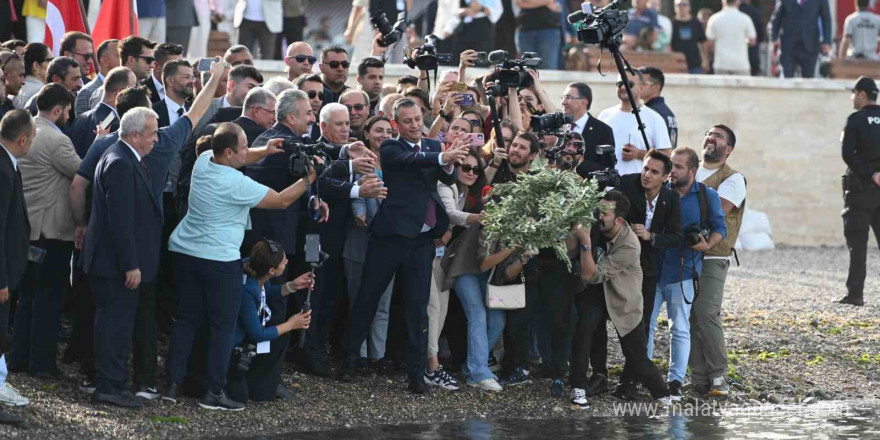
[454,271,505,383]
[648,281,694,383]
[516,27,562,70]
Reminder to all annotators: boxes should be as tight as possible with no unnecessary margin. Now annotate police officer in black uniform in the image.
[840,76,880,307]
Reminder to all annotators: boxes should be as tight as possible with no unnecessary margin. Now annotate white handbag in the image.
[485,268,526,310]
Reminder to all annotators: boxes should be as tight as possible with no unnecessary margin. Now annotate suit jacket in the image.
[166,0,200,27]
[342,175,383,264]
[81,141,163,281]
[233,0,283,33]
[0,148,30,291]
[19,117,82,242]
[372,136,457,239]
[309,159,355,256]
[141,76,162,105]
[153,99,190,129]
[71,103,119,158]
[208,106,243,125]
[575,114,617,177]
[618,173,681,279]
[770,0,831,53]
[75,75,103,116]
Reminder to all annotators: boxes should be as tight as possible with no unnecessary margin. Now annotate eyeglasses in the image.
[289,54,318,64]
[460,164,482,174]
[257,106,276,116]
[326,60,351,69]
[306,90,324,100]
[137,55,156,64]
[70,51,94,60]
[616,80,635,88]
[561,94,584,101]
[346,103,366,112]
[0,52,20,69]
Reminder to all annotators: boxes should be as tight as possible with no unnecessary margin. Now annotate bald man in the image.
[285,42,316,81]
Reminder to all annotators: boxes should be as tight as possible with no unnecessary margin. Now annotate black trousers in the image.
[132,280,158,389]
[344,233,433,379]
[452,17,495,64]
[570,284,608,389]
[67,261,95,379]
[844,188,880,300]
[305,253,344,365]
[9,239,73,374]
[90,274,140,395]
[227,296,290,402]
[166,254,243,394]
[780,41,818,78]
[503,273,536,372]
[157,193,179,334]
[619,326,669,399]
[273,16,306,60]
[239,19,277,60]
[537,256,572,378]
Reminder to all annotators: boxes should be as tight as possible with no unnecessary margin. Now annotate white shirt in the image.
[645,192,659,230]
[597,105,672,176]
[152,75,165,101]
[461,0,504,24]
[1,142,17,170]
[164,96,185,126]
[706,7,756,72]
[121,139,141,162]
[843,11,880,60]
[243,0,266,22]
[571,113,590,135]
[696,166,746,208]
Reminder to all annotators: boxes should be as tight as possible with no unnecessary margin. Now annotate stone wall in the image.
[253,60,859,246]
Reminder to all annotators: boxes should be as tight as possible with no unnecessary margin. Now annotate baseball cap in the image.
[852,76,878,94]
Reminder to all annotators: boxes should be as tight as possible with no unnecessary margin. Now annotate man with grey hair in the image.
[71,66,137,158]
[264,77,296,97]
[339,89,369,140]
[319,102,351,148]
[81,106,162,408]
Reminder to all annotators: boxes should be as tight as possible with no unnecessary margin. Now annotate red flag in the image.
[92,0,140,45]
[44,0,87,55]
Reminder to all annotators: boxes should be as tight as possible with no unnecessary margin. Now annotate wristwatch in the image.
[579,244,591,253]
[439,110,453,123]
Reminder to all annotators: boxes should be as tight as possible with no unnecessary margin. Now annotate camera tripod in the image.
[599,38,651,152]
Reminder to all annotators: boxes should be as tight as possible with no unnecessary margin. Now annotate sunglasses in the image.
[289,54,318,64]
[264,239,281,254]
[346,103,366,112]
[460,164,482,174]
[39,56,55,64]
[138,55,156,64]
[71,51,94,60]
[616,80,635,88]
[326,60,351,69]
[306,90,324,100]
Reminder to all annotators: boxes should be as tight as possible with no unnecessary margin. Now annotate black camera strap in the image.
[680,182,709,305]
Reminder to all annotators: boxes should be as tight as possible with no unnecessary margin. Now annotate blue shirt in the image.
[645,97,678,149]
[169,151,270,262]
[137,1,165,18]
[77,116,192,205]
[658,181,727,286]
[625,8,660,37]
[234,276,282,345]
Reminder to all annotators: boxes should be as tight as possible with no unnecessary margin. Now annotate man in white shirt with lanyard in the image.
[689,124,746,397]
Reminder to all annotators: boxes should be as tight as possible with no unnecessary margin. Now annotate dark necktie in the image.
[413,143,437,228]
[140,161,150,180]
[177,107,184,117]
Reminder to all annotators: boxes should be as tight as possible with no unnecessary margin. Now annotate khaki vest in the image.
[702,163,745,258]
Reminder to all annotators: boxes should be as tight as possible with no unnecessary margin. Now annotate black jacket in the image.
[618,173,682,278]
[575,114,616,177]
[71,103,118,158]
[81,141,163,281]
[153,98,190,128]
[141,76,162,105]
[0,149,30,291]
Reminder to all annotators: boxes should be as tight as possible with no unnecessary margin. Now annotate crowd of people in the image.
[0,7,876,427]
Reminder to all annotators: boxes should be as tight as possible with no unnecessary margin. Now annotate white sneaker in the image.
[0,382,29,407]
[570,388,590,410]
[468,378,502,392]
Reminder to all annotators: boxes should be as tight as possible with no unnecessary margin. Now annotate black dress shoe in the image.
[162,383,180,403]
[275,384,293,400]
[306,361,330,378]
[31,366,64,379]
[92,390,143,408]
[338,368,354,383]
[612,382,639,401]
[0,410,22,425]
[836,295,865,306]
[407,376,431,395]
[587,373,609,396]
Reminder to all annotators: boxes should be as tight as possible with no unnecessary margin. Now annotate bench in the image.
[583,50,689,74]
[829,58,880,80]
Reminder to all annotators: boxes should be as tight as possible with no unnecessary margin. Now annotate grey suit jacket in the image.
[75,75,104,116]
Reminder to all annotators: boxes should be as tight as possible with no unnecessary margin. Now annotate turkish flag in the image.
[44,0,87,55]
[92,0,140,45]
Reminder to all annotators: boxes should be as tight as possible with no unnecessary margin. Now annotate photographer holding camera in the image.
[645,147,726,403]
[164,122,318,410]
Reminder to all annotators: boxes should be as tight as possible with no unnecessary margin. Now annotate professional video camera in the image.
[404,35,452,71]
[544,130,584,170]
[567,0,628,47]
[588,145,620,188]
[530,111,574,134]
[486,50,543,89]
[371,12,407,48]
[281,139,332,179]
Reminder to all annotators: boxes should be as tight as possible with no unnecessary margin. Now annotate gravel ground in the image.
[0,245,877,439]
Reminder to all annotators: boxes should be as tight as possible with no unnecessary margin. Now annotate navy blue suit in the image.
[70,103,118,158]
[81,140,163,395]
[770,0,831,78]
[343,136,457,379]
